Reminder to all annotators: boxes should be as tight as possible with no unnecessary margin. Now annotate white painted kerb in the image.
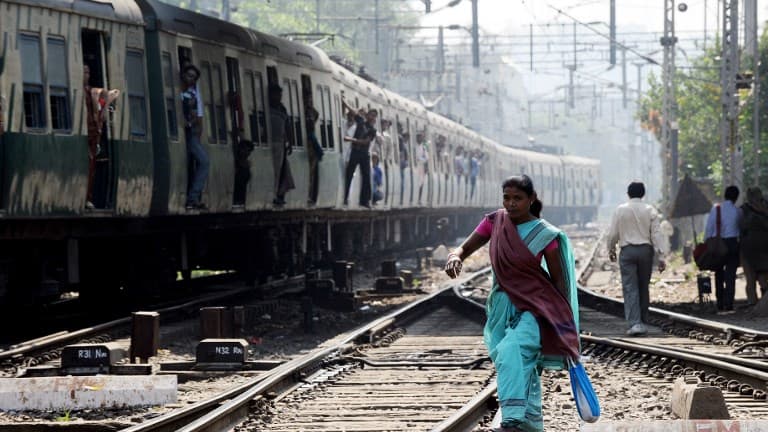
[582,420,768,431]
[0,375,177,411]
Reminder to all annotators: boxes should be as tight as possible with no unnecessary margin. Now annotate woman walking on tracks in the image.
[445,175,580,432]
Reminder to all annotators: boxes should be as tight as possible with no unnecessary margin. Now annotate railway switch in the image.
[196,338,249,368]
[60,342,126,375]
[333,260,354,293]
[381,260,397,277]
[200,306,235,339]
[306,278,334,301]
[130,311,159,363]
[375,277,404,293]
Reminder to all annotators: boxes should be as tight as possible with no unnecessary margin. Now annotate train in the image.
[0,0,600,307]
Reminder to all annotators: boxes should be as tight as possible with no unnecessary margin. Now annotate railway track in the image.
[111,268,493,432]
[0,272,312,377]
[9,227,768,430]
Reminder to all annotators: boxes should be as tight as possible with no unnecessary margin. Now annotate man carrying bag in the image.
[693,205,727,270]
[697,186,742,313]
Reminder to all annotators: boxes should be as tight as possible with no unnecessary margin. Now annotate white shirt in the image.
[606,198,665,256]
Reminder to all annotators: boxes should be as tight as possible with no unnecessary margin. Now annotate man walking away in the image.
[704,185,742,313]
[181,64,209,210]
[607,181,666,336]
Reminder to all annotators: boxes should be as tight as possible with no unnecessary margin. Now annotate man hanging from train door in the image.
[83,64,120,210]
[268,83,295,206]
[303,86,322,206]
[180,63,209,210]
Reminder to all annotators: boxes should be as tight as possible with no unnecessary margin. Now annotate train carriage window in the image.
[244,71,267,146]
[20,34,45,129]
[324,87,334,149]
[47,37,71,132]
[177,46,192,74]
[243,70,255,144]
[291,80,302,146]
[283,79,296,146]
[334,94,342,148]
[199,63,216,143]
[212,64,227,143]
[125,50,147,137]
[316,85,327,148]
[161,52,178,140]
[254,72,267,144]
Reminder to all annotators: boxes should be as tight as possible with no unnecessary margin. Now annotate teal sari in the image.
[484,217,579,431]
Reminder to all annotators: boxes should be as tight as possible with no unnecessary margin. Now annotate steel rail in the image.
[581,334,768,392]
[122,268,492,432]
[0,273,312,364]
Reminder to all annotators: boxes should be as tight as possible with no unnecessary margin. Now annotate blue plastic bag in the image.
[568,358,600,423]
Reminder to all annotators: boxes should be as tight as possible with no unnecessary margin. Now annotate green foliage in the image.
[55,411,71,422]
[637,32,768,191]
[164,0,421,70]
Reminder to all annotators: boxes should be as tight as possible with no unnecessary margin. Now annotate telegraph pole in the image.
[437,26,445,74]
[745,0,759,186]
[222,0,230,21]
[529,24,534,71]
[719,0,740,191]
[661,0,678,208]
[621,44,627,108]
[471,0,479,67]
[609,0,616,65]
[567,22,577,109]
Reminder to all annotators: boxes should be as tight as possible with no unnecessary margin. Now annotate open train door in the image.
[0,29,6,212]
[226,56,252,207]
[81,29,116,210]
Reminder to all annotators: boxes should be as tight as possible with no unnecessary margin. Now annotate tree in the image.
[169,0,421,78]
[637,32,768,193]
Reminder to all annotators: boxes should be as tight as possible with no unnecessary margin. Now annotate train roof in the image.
[560,154,601,166]
[500,146,563,164]
[137,0,334,71]
[15,0,143,24]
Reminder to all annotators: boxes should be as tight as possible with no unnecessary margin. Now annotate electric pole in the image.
[745,0,760,187]
[437,26,445,74]
[222,0,230,21]
[471,0,479,67]
[661,0,678,209]
[621,44,627,108]
[568,22,577,109]
[719,0,740,192]
[609,0,616,65]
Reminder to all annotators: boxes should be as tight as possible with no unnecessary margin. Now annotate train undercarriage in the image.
[0,209,490,309]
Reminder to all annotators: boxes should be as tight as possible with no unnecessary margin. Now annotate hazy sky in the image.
[418,0,764,37]
[414,0,766,98]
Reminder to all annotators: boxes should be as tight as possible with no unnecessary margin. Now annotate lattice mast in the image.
[660,0,678,208]
[719,0,741,191]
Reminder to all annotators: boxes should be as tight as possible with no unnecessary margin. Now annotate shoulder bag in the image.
[694,205,728,270]
[568,357,600,423]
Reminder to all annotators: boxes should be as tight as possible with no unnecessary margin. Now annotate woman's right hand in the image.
[445,254,463,279]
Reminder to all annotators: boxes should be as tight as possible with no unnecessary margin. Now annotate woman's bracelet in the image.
[447,252,462,262]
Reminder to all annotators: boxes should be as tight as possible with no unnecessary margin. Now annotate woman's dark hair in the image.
[502,175,543,218]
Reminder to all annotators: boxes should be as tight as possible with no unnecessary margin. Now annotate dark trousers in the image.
[344,148,371,206]
[399,168,405,205]
[308,154,319,203]
[714,237,740,310]
[619,244,653,326]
